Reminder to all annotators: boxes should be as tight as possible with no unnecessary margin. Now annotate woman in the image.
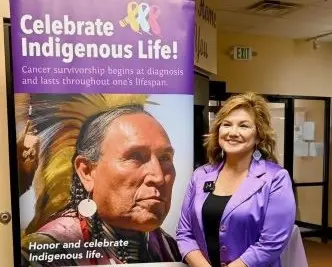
[176,92,296,267]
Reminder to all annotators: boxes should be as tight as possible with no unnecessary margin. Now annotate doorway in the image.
[1,17,14,267]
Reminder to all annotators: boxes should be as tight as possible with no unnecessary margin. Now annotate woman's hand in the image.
[227,258,247,267]
[17,120,40,195]
[185,250,211,267]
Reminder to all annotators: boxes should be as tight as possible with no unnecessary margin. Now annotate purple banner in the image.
[10,0,195,266]
[10,0,194,94]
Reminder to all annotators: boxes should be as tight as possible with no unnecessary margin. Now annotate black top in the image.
[202,193,232,267]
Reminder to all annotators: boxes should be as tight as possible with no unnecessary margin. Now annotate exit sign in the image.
[233,46,252,60]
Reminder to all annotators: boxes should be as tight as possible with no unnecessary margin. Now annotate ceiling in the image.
[215,0,332,42]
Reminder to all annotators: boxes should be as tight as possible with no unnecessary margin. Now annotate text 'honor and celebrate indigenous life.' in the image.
[28,239,129,263]
[20,14,179,63]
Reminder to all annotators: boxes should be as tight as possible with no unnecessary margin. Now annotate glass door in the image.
[292,99,330,242]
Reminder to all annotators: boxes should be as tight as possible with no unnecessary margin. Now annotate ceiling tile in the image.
[282,6,332,24]
[214,0,332,42]
[217,0,260,11]
[312,0,332,9]
[217,0,320,11]
[319,35,332,41]
[283,0,320,4]
[245,18,332,39]
[218,10,273,29]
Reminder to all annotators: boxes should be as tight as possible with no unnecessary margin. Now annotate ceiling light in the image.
[313,39,319,50]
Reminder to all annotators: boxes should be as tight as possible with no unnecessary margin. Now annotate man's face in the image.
[91,113,175,232]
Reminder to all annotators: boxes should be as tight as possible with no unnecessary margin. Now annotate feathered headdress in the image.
[15,93,154,234]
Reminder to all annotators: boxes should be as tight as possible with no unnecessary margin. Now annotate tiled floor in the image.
[303,239,332,267]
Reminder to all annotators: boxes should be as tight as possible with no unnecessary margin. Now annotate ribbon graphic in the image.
[119,2,141,33]
[119,2,161,35]
[149,5,161,36]
[137,3,151,34]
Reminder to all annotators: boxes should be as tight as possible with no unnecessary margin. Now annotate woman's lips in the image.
[227,140,241,145]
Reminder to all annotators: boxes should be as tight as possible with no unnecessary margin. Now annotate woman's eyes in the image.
[221,123,251,128]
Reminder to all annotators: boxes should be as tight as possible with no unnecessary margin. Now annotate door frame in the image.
[4,17,25,267]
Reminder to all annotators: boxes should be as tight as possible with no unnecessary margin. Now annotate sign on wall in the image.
[233,46,253,61]
[194,0,217,74]
[9,0,194,266]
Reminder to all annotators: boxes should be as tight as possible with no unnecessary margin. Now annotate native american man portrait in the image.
[15,94,181,266]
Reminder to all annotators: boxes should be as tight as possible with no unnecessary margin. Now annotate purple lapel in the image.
[221,159,266,222]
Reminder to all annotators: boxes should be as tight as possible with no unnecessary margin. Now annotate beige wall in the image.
[215,31,332,227]
[215,32,332,96]
[0,0,13,266]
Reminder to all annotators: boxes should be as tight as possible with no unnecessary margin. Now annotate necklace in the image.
[87,218,150,263]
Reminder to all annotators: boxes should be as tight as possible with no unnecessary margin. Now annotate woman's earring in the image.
[221,149,224,159]
[253,147,262,161]
[78,191,97,218]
